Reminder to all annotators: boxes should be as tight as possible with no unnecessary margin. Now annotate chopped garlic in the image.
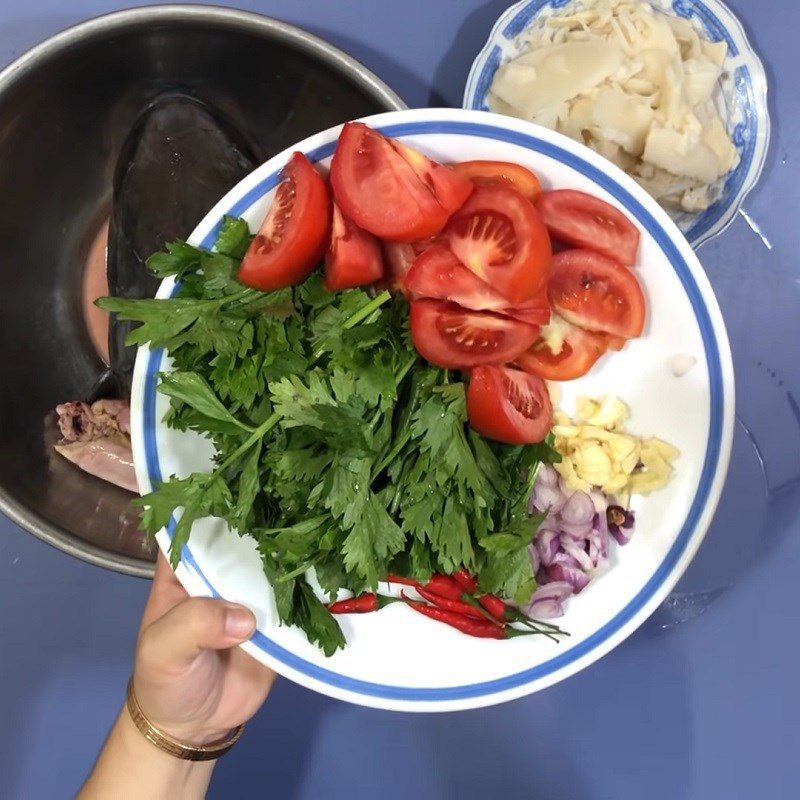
[669,353,697,377]
[576,395,629,428]
[572,442,615,485]
[647,437,680,461]
[553,395,678,500]
[488,0,738,212]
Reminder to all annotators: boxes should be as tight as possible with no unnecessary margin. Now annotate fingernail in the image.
[224,604,255,638]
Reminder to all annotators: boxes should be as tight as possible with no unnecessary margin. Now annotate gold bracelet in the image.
[125,678,244,761]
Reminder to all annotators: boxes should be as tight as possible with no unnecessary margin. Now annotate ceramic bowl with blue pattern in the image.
[464,0,770,249]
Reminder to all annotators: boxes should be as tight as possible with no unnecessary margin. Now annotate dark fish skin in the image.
[100,94,259,398]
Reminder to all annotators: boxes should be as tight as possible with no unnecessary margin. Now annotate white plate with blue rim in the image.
[463,0,770,249]
[130,108,734,712]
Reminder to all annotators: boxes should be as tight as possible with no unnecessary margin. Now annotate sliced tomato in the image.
[324,203,384,290]
[516,315,609,381]
[393,141,474,218]
[549,249,645,338]
[505,287,551,327]
[381,239,433,294]
[451,160,542,203]
[330,122,472,242]
[238,152,331,291]
[467,365,552,445]
[409,298,539,370]
[536,189,640,266]
[601,334,627,351]
[442,184,551,305]
[405,245,550,325]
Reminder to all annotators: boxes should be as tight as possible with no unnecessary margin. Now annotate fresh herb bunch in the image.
[100,217,558,656]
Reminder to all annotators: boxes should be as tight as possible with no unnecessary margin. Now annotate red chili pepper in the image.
[414,585,492,623]
[424,574,464,601]
[452,569,479,593]
[478,594,565,634]
[385,574,418,588]
[386,573,464,602]
[327,593,398,614]
[403,596,538,640]
[477,594,507,620]
[451,570,512,621]
[389,572,554,630]
[451,569,542,627]
[403,595,503,638]
[450,570,516,623]
[474,596,568,640]
[456,592,509,625]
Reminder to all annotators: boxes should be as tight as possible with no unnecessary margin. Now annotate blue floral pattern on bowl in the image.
[463,0,770,249]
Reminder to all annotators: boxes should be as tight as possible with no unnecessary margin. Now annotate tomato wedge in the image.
[330,122,472,242]
[238,152,331,291]
[536,190,640,266]
[601,334,627,351]
[442,184,551,305]
[324,203,384,291]
[549,249,645,339]
[516,315,610,381]
[409,298,539,370]
[451,160,542,203]
[467,365,552,445]
[393,141,474,218]
[405,245,550,325]
[380,239,433,294]
[506,289,551,327]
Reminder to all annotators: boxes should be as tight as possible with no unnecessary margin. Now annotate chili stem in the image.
[459,594,507,627]
[511,609,568,634]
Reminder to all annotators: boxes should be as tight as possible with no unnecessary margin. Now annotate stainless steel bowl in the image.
[0,5,404,578]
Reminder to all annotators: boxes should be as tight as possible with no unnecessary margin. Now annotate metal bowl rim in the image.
[0,3,406,579]
[0,4,406,111]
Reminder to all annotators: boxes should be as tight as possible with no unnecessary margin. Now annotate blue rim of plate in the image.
[463,0,771,250]
[143,118,724,702]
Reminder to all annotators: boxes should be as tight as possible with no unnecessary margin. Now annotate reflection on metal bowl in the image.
[0,5,404,578]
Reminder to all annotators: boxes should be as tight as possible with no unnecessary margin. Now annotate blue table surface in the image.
[2,1,799,797]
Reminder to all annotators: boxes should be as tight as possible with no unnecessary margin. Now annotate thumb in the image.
[138,597,256,672]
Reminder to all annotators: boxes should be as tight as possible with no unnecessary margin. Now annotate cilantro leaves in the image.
[115,218,558,656]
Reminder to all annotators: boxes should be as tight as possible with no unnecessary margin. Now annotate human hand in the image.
[133,553,275,746]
